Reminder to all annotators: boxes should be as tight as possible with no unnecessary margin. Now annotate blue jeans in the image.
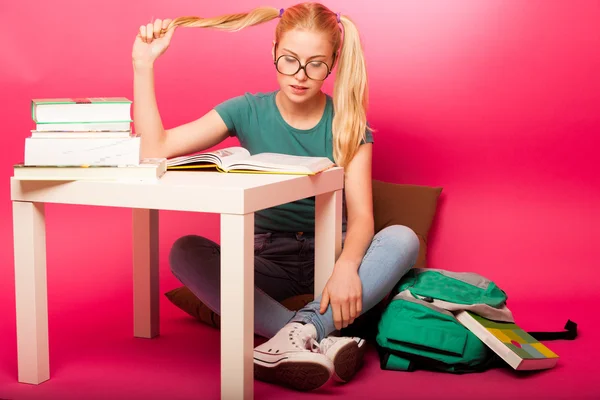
[168,225,420,341]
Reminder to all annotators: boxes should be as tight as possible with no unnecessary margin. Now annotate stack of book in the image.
[14,97,166,181]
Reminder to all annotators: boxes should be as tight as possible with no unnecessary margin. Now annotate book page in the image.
[223,152,334,173]
[167,146,249,168]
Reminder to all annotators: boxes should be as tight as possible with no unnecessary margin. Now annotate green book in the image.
[455,310,559,370]
[31,97,133,124]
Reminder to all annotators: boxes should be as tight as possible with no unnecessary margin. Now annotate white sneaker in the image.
[253,322,334,391]
[319,336,367,382]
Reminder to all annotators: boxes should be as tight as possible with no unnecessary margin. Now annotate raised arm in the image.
[132,18,230,159]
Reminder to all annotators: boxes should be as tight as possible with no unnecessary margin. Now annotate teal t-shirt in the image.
[214,90,373,233]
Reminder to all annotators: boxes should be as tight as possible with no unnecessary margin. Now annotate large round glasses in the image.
[274,55,332,81]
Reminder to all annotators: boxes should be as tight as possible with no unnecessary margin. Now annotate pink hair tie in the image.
[336,12,341,23]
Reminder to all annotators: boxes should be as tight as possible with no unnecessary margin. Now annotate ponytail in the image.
[332,15,371,168]
[166,6,280,32]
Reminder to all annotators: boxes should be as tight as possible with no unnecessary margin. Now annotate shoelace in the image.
[304,337,321,353]
[289,325,321,353]
[318,336,341,354]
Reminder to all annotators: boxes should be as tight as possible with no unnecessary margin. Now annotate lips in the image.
[291,85,308,90]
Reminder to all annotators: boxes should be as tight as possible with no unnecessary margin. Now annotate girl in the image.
[132,2,419,392]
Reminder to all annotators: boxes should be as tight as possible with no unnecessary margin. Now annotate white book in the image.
[30,130,132,139]
[24,136,141,167]
[167,146,335,175]
[13,158,166,181]
[34,121,131,132]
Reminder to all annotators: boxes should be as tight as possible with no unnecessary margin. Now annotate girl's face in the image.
[273,28,335,104]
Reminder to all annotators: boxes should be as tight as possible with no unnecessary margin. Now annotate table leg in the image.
[220,213,254,400]
[314,190,343,295]
[132,209,159,338]
[13,201,49,384]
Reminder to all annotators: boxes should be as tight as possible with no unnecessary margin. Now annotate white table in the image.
[10,168,344,399]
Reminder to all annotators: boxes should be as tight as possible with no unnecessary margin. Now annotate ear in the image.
[271,40,277,61]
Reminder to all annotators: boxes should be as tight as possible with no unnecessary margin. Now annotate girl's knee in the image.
[375,225,420,266]
[169,235,218,275]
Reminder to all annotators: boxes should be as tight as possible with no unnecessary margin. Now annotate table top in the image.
[11,168,345,214]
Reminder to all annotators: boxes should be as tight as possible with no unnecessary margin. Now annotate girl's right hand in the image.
[132,18,176,67]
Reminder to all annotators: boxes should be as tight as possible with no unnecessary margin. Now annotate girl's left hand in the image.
[319,262,363,330]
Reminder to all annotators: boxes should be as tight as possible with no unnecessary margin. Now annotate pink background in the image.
[1,0,599,399]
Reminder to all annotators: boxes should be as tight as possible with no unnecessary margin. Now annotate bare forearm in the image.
[336,215,374,271]
[133,62,167,158]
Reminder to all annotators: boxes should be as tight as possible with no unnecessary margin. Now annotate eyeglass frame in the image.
[273,43,336,81]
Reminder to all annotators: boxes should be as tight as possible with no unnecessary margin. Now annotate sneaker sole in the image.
[254,359,331,391]
[333,341,365,383]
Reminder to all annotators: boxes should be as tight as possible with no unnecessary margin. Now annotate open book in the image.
[167,146,335,175]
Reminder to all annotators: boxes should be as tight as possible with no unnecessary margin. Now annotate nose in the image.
[295,67,308,81]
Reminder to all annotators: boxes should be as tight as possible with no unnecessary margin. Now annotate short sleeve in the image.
[361,121,374,144]
[214,94,251,137]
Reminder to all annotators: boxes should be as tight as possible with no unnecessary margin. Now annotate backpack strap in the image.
[528,319,578,341]
[378,351,414,371]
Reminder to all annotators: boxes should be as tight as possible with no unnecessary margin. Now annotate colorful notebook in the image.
[455,311,559,370]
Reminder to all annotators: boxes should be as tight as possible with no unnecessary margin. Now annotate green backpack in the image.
[375,268,576,373]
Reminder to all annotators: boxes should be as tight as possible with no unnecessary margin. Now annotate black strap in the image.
[528,319,578,341]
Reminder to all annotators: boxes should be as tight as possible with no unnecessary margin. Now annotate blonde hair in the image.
[167,3,371,168]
